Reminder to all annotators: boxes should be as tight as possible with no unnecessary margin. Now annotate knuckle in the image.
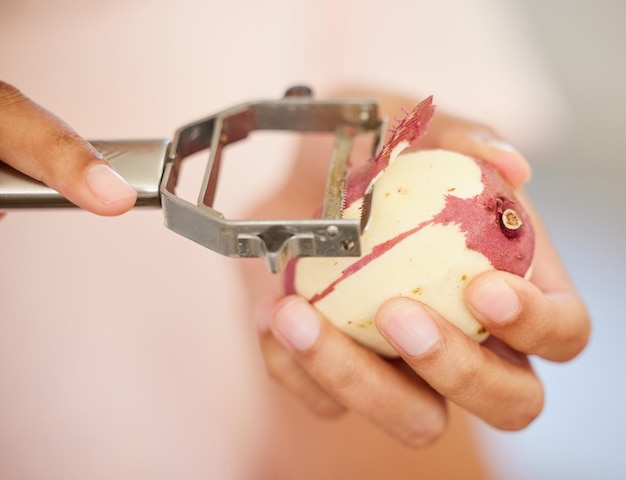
[494,383,544,431]
[322,357,361,393]
[400,409,448,448]
[39,128,98,187]
[53,125,82,149]
[444,356,482,400]
[557,302,592,361]
[514,297,591,361]
[308,398,345,419]
[516,328,545,355]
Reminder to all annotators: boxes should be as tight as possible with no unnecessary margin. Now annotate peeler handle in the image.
[0,139,170,208]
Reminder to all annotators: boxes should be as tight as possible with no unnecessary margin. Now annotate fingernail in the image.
[274,298,321,351]
[483,138,519,154]
[86,163,137,205]
[379,300,439,357]
[469,278,520,323]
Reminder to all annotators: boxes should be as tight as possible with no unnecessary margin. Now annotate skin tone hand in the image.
[242,92,591,447]
[0,81,137,217]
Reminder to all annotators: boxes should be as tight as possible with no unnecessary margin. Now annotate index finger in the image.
[0,81,137,216]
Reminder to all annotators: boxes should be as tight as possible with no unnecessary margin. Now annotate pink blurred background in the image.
[2,0,598,478]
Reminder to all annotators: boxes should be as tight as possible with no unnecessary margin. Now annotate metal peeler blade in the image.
[0,87,385,273]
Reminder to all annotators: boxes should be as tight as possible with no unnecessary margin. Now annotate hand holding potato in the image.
[242,93,591,446]
[289,98,536,356]
[0,81,137,217]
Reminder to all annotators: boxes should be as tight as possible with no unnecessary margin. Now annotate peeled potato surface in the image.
[292,149,534,357]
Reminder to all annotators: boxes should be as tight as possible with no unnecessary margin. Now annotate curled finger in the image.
[376,297,544,431]
[466,270,589,362]
[270,295,448,447]
[254,296,345,417]
[465,199,591,362]
[259,330,346,418]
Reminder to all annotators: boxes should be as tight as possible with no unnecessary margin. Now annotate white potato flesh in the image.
[295,149,501,356]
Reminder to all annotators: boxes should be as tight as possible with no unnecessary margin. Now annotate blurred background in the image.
[0,0,624,479]
[477,1,626,479]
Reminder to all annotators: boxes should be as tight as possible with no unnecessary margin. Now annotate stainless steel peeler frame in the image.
[0,87,385,273]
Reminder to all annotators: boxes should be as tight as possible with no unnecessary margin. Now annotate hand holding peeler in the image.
[0,87,385,273]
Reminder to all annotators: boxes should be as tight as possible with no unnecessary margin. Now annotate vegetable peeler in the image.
[0,87,385,273]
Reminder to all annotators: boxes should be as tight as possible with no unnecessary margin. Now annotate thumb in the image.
[0,81,137,216]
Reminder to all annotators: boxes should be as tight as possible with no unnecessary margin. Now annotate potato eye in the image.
[500,208,523,238]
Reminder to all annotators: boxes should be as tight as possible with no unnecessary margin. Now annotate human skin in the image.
[0,81,137,216]
[0,82,591,474]
[289,98,536,356]
[241,90,591,447]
